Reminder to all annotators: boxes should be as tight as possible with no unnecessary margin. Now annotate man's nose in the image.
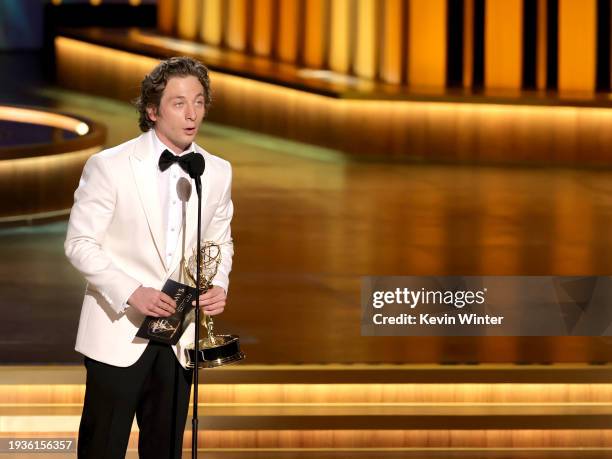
[185,105,196,120]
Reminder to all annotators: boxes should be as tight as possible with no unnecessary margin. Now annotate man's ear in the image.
[146,105,158,122]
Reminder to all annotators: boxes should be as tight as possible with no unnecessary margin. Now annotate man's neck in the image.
[153,129,190,155]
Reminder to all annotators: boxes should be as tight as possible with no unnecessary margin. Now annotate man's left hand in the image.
[193,286,226,316]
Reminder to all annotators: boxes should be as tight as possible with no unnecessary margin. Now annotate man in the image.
[65,56,233,458]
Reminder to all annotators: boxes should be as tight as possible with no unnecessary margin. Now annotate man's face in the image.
[147,75,206,154]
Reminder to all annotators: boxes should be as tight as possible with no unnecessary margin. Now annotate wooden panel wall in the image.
[558,0,597,91]
[200,0,223,46]
[158,0,611,93]
[408,0,447,87]
[485,0,523,89]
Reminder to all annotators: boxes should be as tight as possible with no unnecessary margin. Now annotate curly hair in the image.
[134,56,212,132]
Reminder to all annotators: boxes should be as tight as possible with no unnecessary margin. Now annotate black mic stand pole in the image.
[192,175,202,459]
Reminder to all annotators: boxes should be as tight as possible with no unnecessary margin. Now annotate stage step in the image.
[2,364,612,452]
[2,449,612,459]
[3,402,612,429]
[128,449,612,459]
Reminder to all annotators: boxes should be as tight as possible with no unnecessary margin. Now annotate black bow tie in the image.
[158,149,200,173]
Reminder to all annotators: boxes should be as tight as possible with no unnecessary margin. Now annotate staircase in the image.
[2,364,612,458]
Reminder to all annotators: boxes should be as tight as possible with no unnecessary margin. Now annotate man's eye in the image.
[196,100,204,106]
[175,102,184,107]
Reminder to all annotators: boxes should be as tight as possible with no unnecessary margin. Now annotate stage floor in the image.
[3,54,612,364]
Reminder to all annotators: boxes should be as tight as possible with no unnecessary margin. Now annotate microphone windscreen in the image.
[188,154,205,178]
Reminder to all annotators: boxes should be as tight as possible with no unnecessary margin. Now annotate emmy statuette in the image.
[183,241,245,368]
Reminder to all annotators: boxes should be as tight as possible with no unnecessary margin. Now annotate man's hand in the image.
[128,286,176,317]
[193,286,226,316]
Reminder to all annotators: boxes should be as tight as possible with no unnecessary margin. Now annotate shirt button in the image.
[172,200,177,205]
[170,228,175,232]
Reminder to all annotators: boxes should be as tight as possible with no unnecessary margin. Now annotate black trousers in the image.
[78,342,193,459]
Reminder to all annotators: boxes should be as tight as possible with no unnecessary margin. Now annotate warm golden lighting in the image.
[150,0,607,97]
[408,0,447,87]
[354,0,377,78]
[276,0,299,64]
[75,122,89,136]
[0,146,101,223]
[0,103,104,222]
[485,0,523,89]
[329,0,351,74]
[51,0,62,5]
[55,37,612,165]
[55,36,160,103]
[90,0,102,5]
[380,0,404,84]
[559,0,597,92]
[253,0,273,56]
[0,149,100,176]
[177,0,198,40]
[127,30,223,58]
[4,365,612,448]
[303,0,327,68]
[201,0,222,46]
[128,0,141,5]
[226,0,247,51]
[0,106,90,136]
[157,0,176,35]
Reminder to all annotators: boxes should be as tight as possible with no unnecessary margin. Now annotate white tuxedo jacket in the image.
[65,130,233,369]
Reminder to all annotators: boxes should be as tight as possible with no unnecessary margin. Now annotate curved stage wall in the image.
[0,105,106,224]
[55,34,612,166]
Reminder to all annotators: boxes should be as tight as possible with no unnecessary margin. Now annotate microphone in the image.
[186,154,205,179]
[188,151,205,459]
[185,154,205,197]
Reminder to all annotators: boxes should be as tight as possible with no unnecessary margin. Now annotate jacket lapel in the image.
[130,131,167,270]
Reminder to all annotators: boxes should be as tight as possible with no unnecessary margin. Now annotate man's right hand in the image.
[127,286,176,317]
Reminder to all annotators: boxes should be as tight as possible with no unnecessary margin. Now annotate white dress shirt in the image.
[151,130,197,268]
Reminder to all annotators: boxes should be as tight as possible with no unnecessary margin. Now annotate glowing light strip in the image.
[127,29,225,58]
[56,37,612,113]
[173,447,612,452]
[0,106,89,136]
[8,381,612,403]
[55,37,612,165]
[0,209,71,224]
[0,416,137,433]
[4,402,612,408]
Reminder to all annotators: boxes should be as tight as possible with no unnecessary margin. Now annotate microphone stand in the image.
[192,174,202,459]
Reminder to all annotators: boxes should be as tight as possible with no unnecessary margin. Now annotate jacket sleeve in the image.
[206,161,234,293]
[64,154,141,313]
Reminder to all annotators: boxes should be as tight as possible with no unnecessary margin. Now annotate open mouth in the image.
[184,127,196,135]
